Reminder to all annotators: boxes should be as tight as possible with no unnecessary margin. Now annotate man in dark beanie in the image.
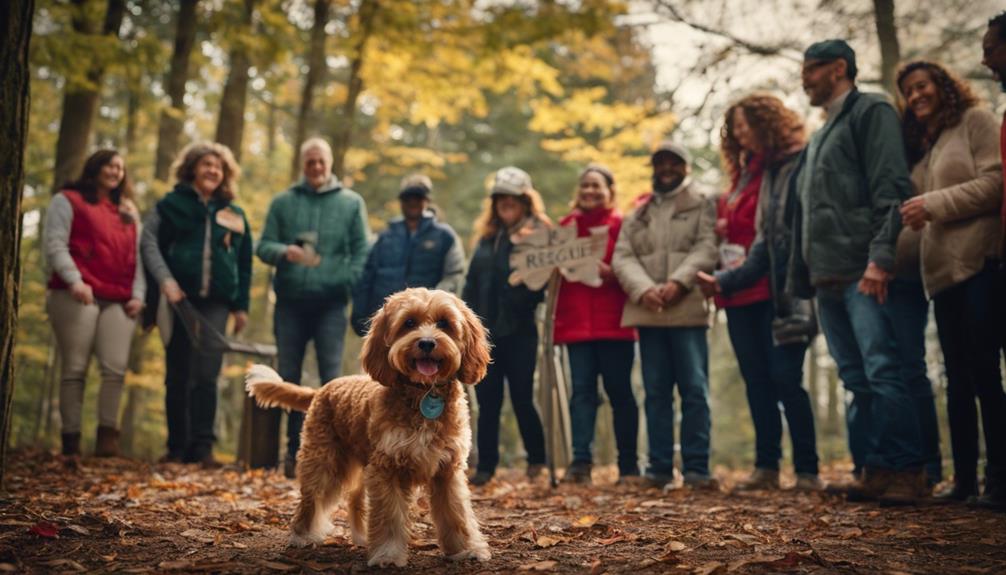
[788,39,926,504]
[350,173,465,337]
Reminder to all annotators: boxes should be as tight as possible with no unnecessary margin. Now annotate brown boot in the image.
[94,426,120,457]
[846,466,892,502]
[879,469,927,507]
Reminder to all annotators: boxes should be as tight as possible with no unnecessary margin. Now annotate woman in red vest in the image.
[554,165,639,485]
[44,149,144,464]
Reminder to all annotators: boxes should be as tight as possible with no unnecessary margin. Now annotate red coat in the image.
[553,206,637,344]
[715,156,771,308]
[47,190,137,302]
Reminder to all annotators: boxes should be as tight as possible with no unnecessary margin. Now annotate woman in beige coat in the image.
[897,61,1004,508]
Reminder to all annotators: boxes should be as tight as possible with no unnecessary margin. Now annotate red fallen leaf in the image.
[29,521,59,538]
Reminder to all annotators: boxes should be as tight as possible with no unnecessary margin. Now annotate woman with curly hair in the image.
[896,61,1004,507]
[45,149,144,462]
[463,166,551,486]
[696,94,821,491]
[141,142,252,468]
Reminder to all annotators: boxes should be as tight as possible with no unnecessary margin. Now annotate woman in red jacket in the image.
[44,149,145,463]
[554,165,639,484]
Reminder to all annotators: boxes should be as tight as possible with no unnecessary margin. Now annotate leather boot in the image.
[879,468,927,507]
[972,467,1006,511]
[94,426,120,457]
[933,478,978,503]
[61,432,81,456]
[846,466,892,502]
[734,468,780,491]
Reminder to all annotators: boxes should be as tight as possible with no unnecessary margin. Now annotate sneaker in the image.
[878,469,927,507]
[734,468,780,492]
[683,472,720,491]
[470,470,494,486]
[526,464,547,479]
[642,471,676,490]
[933,480,978,503]
[562,462,592,485]
[793,473,826,492]
[846,467,892,502]
[283,455,297,480]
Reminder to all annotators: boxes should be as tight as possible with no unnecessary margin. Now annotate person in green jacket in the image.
[257,137,370,478]
[790,40,924,504]
[141,142,252,468]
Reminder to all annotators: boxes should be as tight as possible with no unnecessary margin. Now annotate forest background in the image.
[10,0,1004,474]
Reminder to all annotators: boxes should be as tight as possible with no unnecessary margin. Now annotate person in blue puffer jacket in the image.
[350,173,465,337]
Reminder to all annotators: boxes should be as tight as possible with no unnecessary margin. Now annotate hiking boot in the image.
[94,426,120,458]
[469,471,494,486]
[682,472,720,491]
[734,468,780,492]
[971,471,1006,512]
[198,454,223,470]
[562,462,592,485]
[879,469,927,507]
[61,432,81,457]
[845,467,892,502]
[615,474,648,488]
[933,479,978,503]
[526,464,546,479]
[793,473,826,492]
[283,454,297,480]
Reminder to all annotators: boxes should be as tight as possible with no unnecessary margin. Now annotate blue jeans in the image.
[637,327,710,477]
[567,340,639,476]
[475,330,546,474]
[885,279,942,482]
[725,301,819,475]
[274,298,347,459]
[816,281,924,471]
[934,262,1006,483]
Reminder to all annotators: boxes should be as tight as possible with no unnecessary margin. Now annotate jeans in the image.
[275,298,347,459]
[475,330,546,474]
[637,326,710,477]
[567,340,639,476]
[816,281,924,471]
[164,298,230,461]
[933,262,1006,483]
[725,300,819,475]
[884,278,942,482]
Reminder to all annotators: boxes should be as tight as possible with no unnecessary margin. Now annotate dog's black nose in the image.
[418,338,436,353]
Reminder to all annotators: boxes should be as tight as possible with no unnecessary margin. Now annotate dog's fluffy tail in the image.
[245,364,315,412]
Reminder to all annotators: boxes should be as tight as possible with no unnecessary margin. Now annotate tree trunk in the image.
[215,0,257,162]
[871,0,901,96]
[0,0,35,487]
[290,0,331,180]
[154,0,199,181]
[331,0,380,178]
[51,0,126,191]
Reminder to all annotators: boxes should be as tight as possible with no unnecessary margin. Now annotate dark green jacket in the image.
[154,183,252,311]
[256,177,370,302]
[789,89,911,291]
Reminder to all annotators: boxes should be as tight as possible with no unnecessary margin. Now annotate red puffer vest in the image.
[715,157,771,308]
[553,206,637,344]
[47,190,137,302]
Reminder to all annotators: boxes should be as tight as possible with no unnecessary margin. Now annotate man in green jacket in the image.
[257,137,370,478]
[790,40,924,504]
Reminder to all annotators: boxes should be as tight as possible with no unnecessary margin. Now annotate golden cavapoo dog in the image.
[244,288,492,568]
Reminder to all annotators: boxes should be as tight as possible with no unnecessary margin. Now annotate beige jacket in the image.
[613,178,717,327]
[904,107,1003,297]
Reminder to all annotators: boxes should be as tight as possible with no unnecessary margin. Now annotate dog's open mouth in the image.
[414,358,441,377]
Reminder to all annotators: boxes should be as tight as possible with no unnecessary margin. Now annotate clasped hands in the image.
[640,280,685,312]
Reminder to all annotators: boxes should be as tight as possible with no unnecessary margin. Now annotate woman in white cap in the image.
[462,166,551,486]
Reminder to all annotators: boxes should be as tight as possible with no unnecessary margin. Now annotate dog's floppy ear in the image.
[457,300,491,384]
[360,301,398,386]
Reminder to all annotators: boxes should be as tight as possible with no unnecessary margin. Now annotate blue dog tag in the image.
[420,390,445,420]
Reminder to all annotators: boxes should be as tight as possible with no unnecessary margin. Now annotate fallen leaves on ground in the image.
[1,449,1004,573]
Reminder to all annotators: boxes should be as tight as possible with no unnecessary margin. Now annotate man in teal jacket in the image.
[789,40,924,505]
[257,137,370,477]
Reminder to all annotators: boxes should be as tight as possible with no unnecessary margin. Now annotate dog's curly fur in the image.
[245,288,492,568]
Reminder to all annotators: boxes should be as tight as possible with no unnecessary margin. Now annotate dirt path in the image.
[1,451,1004,574]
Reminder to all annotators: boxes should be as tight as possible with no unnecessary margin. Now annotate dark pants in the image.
[637,326,710,477]
[475,330,546,474]
[885,278,942,482]
[274,298,347,460]
[934,262,1006,484]
[164,299,230,461]
[725,300,819,475]
[817,281,924,472]
[567,340,639,476]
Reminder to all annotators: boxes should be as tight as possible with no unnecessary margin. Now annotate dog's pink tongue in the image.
[417,359,439,376]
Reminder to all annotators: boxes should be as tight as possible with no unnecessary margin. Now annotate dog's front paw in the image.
[288,527,328,548]
[366,552,408,568]
[448,546,491,562]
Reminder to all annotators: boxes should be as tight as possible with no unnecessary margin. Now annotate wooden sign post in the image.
[509,224,608,487]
